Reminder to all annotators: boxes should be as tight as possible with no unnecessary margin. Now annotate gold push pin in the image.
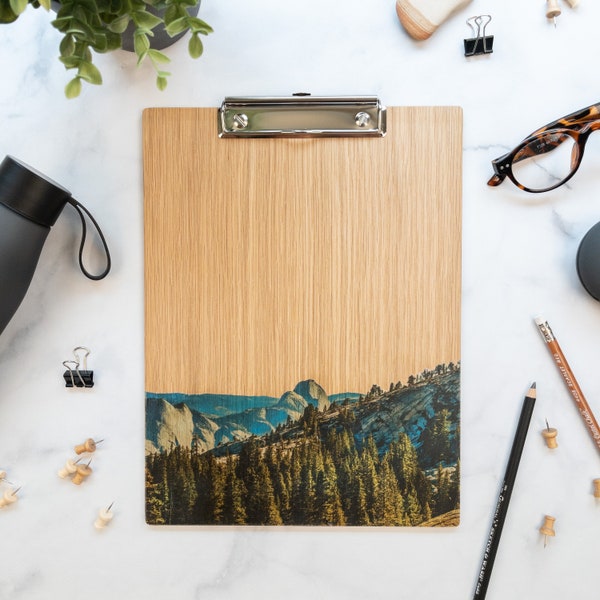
[539,515,556,547]
[541,420,558,449]
[57,458,81,479]
[593,479,600,499]
[94,502,115,530]
[74,438,103,455]
[71,461,93,485]
[0,486,21,508]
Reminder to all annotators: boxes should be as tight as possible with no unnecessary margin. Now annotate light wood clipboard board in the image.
[143,104,462,397]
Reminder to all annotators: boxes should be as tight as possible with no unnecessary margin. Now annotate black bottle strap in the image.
[67,198,111,281]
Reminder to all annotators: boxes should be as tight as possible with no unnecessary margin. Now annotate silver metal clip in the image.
[218,95,386,138]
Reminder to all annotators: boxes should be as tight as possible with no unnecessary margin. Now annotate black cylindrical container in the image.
[0,156,73,335]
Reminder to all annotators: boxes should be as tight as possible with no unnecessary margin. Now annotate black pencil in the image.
[472,383,536,600]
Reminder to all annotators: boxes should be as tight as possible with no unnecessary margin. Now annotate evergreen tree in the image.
[316,453,345,525]
[165,447,197,524]
[359,440,379,523]
[145,465,165,524]
[374,455,405,525]
[350,477,370,525]
[432,461,458,518]
[222,454,247,524]
[404,489,422,525]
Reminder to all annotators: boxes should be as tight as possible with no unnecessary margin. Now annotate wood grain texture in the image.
[143,106,462,397]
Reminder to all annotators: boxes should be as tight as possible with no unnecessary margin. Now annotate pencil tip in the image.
[531,382,536,389]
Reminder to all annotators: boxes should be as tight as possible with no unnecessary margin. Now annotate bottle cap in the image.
[0,156,72,227]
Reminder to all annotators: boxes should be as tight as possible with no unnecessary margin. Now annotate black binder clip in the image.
[464,15,494,57]
[63,346,94,388]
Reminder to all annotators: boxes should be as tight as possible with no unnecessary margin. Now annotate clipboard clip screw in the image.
[232,113,249,130]
[355,112,371,127]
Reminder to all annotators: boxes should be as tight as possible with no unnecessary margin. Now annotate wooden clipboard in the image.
[143,97,462,526]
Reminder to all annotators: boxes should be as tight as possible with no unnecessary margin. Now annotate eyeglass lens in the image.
[511,131,579,191]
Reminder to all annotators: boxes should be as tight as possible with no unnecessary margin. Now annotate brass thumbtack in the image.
[541,420,558,449]
[72,461,93,485]
[539,515,556,547]
[593,479,600,499]
[74,438,103,455]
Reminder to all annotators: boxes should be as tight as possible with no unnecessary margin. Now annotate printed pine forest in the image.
[145,363,460,526]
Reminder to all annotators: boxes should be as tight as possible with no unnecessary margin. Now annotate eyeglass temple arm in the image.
[528,102,600,137]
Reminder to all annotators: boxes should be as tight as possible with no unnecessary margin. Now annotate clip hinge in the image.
[218,95,387,138]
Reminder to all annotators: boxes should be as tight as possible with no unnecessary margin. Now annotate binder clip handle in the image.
[464,15,494,57]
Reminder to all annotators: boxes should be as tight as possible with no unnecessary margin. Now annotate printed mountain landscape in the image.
[145,363,460,526]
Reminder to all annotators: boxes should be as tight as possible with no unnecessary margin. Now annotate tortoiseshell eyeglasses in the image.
[487,102,600,193]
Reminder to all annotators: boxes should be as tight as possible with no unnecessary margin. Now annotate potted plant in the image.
[0,0,212,98]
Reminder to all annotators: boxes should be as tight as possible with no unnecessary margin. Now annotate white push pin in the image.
[94,502,114,530]
[58,458,80,479]
[0,487,20,508]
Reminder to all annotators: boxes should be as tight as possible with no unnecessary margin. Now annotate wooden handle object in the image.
[396,0,473,40]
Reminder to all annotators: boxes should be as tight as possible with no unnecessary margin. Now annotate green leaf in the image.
[186,17,212,34]
[75,0,100,12]
[59,35,76,56]
[147,48,170,64]
[134,31,150,56]
[163,4,178,23]
[0,4,19,23]
[59,55,80,68]
[136,49,148,66]
[164,16,187,36]
[104,31,122,50]
[132,10,162,29]
[8,0,28,15]
[65,77,82,99]
[38,0,51,10]
[66,19,95,39]
[77,60,102,85]
[188,32,202,58]
[156,75,168,91]
[107,13,129,33]
[91,32,108,51]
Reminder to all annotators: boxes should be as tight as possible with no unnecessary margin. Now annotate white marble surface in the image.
[2,0,600,598]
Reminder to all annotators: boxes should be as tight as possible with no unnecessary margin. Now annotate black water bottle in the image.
[0,155,111,336]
